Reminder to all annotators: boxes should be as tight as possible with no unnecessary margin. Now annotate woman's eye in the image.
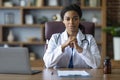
[73,17,79,20]
[64,17,79,21]
[64,18,70,21]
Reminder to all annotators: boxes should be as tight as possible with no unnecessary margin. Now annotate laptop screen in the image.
[0,47,39,74]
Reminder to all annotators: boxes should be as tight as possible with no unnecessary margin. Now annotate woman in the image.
[43,4,101,68]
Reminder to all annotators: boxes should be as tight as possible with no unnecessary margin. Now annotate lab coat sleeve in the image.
[78,35,101,68]
[43,34,63,68]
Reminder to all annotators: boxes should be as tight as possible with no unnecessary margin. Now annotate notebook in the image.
[57,70,90,77]
[0,47,42,75]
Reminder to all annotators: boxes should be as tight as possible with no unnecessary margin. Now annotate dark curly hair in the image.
[60,4,82,20]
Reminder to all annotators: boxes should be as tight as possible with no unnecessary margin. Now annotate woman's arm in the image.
[43,34,63,68]
[78,35,101,68]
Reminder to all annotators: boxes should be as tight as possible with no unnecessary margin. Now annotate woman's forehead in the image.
[64,11,79,16]
[64,11,79,18]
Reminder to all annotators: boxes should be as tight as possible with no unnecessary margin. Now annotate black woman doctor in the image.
[43,4,101,68]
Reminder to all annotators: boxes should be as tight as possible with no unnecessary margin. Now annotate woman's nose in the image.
[69,19,74,24]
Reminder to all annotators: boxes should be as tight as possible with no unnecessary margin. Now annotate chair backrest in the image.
[45,21,95,40]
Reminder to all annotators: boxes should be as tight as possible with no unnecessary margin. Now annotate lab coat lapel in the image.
[77,30,85,46]
[61,30,69,44]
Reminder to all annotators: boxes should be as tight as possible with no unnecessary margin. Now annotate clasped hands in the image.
[61,36,83,53]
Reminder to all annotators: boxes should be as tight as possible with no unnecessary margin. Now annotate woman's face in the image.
[63,10,80,35]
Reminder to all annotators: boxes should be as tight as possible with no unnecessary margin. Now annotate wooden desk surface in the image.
[0,67,120,80]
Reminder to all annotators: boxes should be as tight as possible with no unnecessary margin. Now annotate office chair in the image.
[45,21,95,41]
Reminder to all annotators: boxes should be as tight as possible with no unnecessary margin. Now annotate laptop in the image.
[0,47,42,74]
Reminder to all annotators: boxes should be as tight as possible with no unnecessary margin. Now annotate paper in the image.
[57,70,90,77]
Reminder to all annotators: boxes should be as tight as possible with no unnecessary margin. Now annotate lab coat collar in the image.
[62,29,85,43]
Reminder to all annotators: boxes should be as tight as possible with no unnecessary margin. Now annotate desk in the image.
[0,68,120,80]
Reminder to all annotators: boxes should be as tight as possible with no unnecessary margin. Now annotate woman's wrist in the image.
[61,44,66,52]
[76,46,83,53]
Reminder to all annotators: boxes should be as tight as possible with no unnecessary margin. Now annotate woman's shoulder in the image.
[85,34,94,38]
[85,34,94,40]
[51,33,61,40]
[85,34,96,43]
[52,33,61,37]
[51,33,61,44]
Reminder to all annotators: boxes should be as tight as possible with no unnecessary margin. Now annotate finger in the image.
[69,43,74,48]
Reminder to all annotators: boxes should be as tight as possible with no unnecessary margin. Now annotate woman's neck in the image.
[67,31,78,37]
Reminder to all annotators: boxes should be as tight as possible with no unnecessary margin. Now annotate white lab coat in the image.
[43,30,101,68]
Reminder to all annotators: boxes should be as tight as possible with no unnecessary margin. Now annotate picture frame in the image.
[25,14,34,24]
[4,12,15,24]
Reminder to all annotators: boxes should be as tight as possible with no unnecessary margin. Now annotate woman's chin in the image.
[71,30,78,33]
